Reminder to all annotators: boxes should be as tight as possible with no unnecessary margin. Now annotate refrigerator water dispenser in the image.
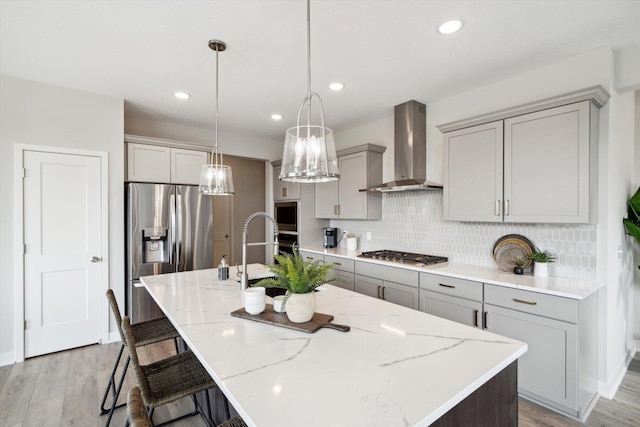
[142,228,169,263]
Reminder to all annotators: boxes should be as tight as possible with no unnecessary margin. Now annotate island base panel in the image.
[431,360,518,427]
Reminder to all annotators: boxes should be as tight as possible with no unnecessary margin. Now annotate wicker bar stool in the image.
[122,315,227,427]
[101,289,180,427]
[128,386,247,427]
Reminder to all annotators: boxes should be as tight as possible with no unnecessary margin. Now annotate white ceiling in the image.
[2,0,640,146]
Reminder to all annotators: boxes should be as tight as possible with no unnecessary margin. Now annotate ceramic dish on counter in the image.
[493,234,535,271]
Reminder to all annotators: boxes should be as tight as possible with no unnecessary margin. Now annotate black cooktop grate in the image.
[358,250,448,265]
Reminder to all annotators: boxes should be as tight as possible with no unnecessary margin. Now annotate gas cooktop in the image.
[358,250,448,266]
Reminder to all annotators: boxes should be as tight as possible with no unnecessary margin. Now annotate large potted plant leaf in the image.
[254,248,336,323]
[623,187,640,268]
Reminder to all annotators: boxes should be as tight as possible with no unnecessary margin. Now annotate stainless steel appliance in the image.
[361,100,443,192]
[274,201,297,232]
[358,250,448,267]
[323,227,338,248]
[126,183,214,323]
[278,233,297,256]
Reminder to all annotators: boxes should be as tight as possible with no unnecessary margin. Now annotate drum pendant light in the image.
[280,0,340,183]
[199,40,235,195]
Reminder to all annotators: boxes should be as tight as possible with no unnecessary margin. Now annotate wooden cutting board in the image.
[231,304,350,333]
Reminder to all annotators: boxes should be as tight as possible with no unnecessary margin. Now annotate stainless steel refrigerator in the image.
[126,183,214,323]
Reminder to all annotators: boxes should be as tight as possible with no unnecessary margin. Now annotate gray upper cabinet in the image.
[127,142,208,185]
[444,121,503,222]
[272,164,301,201]
[442,94,603,224]
[315,145,384,219]
[504,102,594,223]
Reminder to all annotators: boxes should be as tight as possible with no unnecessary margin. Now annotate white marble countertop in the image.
[301,247,603,299]
[141,266,526,427]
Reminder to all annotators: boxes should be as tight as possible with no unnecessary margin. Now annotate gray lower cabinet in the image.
[483,284,598,420]
[354,261,419,309]
[326,255,355,291]
[298,250,323,263]
[298,251,355,291]
[420,291,482,328]
[419,272,483,328]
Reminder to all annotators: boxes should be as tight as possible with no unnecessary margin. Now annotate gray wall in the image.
[0,75,124,363]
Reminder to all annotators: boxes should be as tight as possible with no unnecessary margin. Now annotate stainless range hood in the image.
[361,100,442,192]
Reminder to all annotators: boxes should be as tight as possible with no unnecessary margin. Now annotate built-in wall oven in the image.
[278,233,297,256]
[274,201,297,232]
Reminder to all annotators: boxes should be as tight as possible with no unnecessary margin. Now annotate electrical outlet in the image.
[366,231,372,241]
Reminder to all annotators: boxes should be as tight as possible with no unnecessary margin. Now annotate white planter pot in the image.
[285,292,316,323]
[533,262,549,278]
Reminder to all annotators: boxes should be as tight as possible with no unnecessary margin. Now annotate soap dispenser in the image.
[218,255,229,280]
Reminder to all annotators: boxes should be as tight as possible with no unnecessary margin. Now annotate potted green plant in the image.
[623,187,640,269]
[513,257,526,275]
[254,248,336,323]
[527,248,556,278]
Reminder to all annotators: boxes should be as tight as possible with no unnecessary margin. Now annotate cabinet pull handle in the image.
[495,200,501,216]
[334,262,342,266]
[283,188,287,197]
[377,285,382,299]
[513,298,537,305]
[505,199,510,216]
[381,286,385,300]
[473,309,479,327]
[334,205,338,215]
[483,311,488,329]
[337,205,341,216]
[438,283,455,289]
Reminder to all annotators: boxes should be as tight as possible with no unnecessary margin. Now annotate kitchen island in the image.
[141,266,526,427]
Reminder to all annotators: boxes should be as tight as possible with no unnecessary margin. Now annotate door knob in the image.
[91,256,101,263]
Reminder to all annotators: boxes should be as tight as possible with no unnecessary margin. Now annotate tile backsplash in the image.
[331,191,598,280]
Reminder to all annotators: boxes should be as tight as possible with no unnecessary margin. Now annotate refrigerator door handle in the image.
[176,193,182,269]
[170,193,176,265]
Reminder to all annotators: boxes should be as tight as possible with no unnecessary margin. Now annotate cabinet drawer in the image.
[325,255,354,272]
[298,250,323,264]
[420,272,482,302]
[329,269,354,291]
[355,261,419,288]
[484,284,577,323]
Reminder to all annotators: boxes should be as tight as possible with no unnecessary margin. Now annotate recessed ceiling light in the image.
[329,82,344,91]
[174,91,190,99]
[438,19,462,34]
[271,113,283,121]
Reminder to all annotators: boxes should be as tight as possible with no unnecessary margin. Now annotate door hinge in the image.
[23,244,27,254]
[24,320,27,330]
[22,168,26,179]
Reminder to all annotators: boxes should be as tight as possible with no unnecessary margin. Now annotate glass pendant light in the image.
[280,0,340,183]
[199,39,235,195]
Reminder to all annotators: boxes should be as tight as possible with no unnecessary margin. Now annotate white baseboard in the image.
[0,351,15,367]
[598,349,634,399]
[104,331,122,344]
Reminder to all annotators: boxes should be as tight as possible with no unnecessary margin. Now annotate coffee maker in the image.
[323,227,338,248]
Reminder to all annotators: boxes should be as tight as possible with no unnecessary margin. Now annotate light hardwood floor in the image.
[0,342,638,426]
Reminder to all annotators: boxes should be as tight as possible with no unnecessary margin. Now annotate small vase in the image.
[285,292,316,323]
[533,262,548,278]
[513,266,524,275]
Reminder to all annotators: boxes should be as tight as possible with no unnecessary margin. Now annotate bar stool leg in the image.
[104,355,131,427]
[99,344,125,414]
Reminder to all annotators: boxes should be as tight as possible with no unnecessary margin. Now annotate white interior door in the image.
[23,150,103,358]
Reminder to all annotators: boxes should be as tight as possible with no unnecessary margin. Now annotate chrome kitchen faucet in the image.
[240,212,279,290]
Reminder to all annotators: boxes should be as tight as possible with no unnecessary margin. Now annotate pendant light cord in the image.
[214,43,222,167]
[306,0,312,135]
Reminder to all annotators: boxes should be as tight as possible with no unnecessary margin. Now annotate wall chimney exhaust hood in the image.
[360,100,442,193]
